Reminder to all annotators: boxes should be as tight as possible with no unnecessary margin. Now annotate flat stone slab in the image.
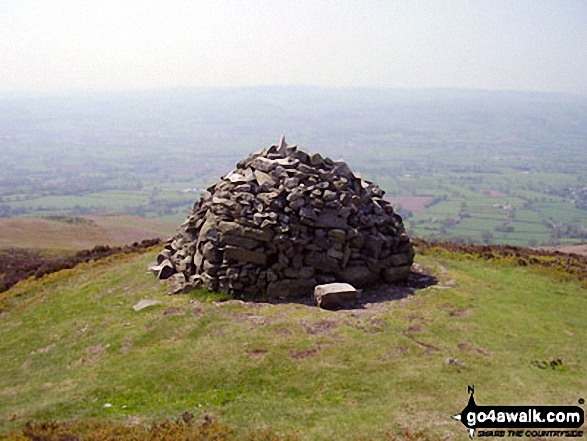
[314,282,358,310]
[132,299,163,311]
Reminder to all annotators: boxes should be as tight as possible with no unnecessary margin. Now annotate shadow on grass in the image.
[356,268,438,308]
[224,266,438,311]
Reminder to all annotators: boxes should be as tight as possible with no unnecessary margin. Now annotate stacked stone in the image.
[151,137,414,298]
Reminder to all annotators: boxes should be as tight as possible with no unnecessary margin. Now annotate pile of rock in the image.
[151,137,414,299]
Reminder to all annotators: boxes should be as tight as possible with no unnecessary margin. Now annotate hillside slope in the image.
[0,248,586,440]
[0,216,176,251]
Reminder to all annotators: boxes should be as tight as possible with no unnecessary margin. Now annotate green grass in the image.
[0,250,586,439]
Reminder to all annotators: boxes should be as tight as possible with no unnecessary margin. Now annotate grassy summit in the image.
[0,246,585,439]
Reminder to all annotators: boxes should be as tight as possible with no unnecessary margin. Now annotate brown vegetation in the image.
[3,415,288,441]
[413,239,587,281]
[3,414,446,440]
[0,239,161,296]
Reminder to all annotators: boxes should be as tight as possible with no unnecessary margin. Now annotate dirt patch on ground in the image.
[401,331,439,354]
[274,327,293,336]
[246,349,268,357]
[457,341,491,357]
[290,348,320,360]
[301,319,339,335]
[449,308,472,318]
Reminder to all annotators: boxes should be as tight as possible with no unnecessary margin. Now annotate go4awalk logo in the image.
[452,386,585,439]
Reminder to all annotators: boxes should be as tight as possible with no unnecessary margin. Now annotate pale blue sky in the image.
[1,0,586,95]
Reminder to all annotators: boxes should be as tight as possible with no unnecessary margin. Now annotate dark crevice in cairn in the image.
[150,137,414,299]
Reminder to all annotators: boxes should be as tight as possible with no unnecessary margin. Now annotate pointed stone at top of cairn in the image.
[277,135,287,154]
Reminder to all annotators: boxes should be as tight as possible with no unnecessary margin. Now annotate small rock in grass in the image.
[132,299,163,311]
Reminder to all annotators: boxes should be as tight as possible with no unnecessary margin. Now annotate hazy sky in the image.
[1,0,586,95]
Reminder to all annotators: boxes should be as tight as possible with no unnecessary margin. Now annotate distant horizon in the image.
[2,84,586,100]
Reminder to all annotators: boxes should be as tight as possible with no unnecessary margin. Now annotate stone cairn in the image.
[151,137,414,299]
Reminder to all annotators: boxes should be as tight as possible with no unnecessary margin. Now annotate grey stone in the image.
[222,234,259,250]
[289,198,305,211]
[254,170,276,187]
[198,217,219,242]
[199,241,218,263]
[314,283,357,309]
[260,219,277,229]
[283,266,315,279]
[266,269,278,282]
[225,246,268,265]
[382,265,412,283]
[337,265,379,287]
[166,273,187,294]
[274,157,299,168]
[193,251,203,270]
[153,259,175,280]
[156,249,172,264]
[315,274,336,284]
[283,177,300,189]
[327,248,344,260]
[226,171,248,183]
[267,278,317,298]
[328,229,346,241]
[203,260,221,276]
[251,157,277,173]
[212,196,236,208]
[300,206,317,222]
[382,252,414,267]
[257,192,280,206]
[304,251,340,272]
[323,189,337,201]
[177,255,192,272]
[309,152,323,166]
[316,213,347,229]
[241,226,273,242]
[277,135,288,154]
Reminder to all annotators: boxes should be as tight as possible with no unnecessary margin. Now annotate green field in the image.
[1,248,585,439]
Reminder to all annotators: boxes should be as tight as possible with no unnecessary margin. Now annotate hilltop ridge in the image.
[1,238,585,439]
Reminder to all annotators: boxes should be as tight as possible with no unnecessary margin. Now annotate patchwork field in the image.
[2,88,586,248]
